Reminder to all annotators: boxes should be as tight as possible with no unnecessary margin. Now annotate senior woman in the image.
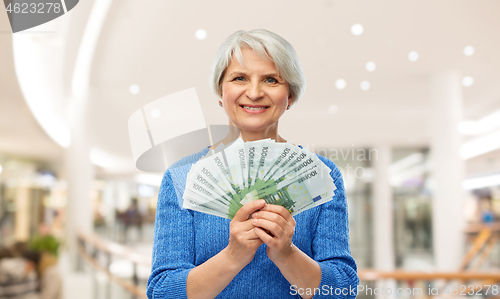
[147,29,358,299]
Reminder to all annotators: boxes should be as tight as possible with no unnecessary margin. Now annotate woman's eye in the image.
[266,78,278,84]
[233,76,244,81]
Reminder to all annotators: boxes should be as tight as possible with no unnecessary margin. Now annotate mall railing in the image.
[358,270,500,281]
[357,270,500,298]
[77,231,151,299]
[358,224,500,298]
[78,224,500,299]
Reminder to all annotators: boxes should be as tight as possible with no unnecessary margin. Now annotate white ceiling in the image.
[2,0,500,176]
[0,16,63,161]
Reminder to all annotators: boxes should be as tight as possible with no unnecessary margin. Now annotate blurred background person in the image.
[10,242,63,299]
[122,198,144,243]
[0,246,39,299]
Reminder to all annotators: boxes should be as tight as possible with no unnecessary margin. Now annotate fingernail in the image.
[252,212,258,218]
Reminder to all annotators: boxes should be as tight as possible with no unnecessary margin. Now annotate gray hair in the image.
[209,29,306,107]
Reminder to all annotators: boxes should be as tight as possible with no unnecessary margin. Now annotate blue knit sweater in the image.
[147,146,359,298]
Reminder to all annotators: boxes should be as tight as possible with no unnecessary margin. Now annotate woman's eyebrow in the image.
[227,71,283,80]
[264,73,282,79]
[227,71,247,77]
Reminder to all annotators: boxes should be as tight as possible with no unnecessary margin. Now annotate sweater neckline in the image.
[206,144,303,151]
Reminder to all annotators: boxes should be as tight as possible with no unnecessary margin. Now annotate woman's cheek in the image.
[222,85,240,104]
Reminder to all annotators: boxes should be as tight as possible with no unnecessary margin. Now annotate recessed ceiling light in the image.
[129,84,140,95]
[365,61,376,72]
[335,79,346,90]
[0,164,3,174]
[351,24,364,36]
[195,29,207,40]
[408,51,419,62]
[150,108,161,118]
[360,81,370,91]
[463,46,475,56]
[328,105,339,114]
[462,76,474,87]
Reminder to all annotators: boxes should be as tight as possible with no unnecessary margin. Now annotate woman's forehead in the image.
[227,48,277,71]
[233,47,272,64]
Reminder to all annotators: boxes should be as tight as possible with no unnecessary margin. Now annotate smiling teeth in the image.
[242,106,267,110]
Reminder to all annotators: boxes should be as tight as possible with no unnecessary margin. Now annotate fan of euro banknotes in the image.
[182,138,337,219]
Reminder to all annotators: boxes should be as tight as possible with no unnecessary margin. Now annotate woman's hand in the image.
[226,199,266,268]
[251,203,296,264]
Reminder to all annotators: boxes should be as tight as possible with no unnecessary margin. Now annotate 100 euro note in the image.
[224,138,248,194]
[183,140,272,218]
[240,151,336,216]
[226,142,336,218]
[183,151,244,218]
[183,139,338,219]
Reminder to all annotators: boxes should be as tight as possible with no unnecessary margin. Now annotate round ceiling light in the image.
[195,29,207,40]
[408,51,419,62]
[360,81,370,91]
[463,46,475,56]
[335,79,346,90]
[462,76,474,87]
[129,84,140,95]
[351,24,364,36]
[328,105,339,114]
[365,61,376,72]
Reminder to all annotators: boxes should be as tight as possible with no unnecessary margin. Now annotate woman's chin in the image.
[235,123,276,134]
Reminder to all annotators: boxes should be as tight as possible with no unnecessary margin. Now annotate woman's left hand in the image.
[251,203,296,264]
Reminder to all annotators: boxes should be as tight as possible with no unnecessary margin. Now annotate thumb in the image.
[232,199,266,222]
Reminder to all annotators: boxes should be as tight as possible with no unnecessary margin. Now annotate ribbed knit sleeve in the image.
[312,157,359,298]
[146,170,194,299]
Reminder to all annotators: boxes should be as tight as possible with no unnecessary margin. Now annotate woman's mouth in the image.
[241,105,268,110]
[240,105,269,114]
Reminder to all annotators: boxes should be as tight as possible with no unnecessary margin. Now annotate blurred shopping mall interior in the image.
[1,1,500,298]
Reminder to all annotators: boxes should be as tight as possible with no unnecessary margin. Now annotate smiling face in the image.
[221,47,292,140]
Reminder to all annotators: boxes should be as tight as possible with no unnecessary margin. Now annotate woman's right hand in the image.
[225,199,266,268]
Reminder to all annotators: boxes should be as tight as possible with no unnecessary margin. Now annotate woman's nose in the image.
[245,81,264,101]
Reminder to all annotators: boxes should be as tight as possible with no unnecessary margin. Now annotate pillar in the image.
[373,144,396,299]
[64,95,94,271]
[430,72,465,271]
